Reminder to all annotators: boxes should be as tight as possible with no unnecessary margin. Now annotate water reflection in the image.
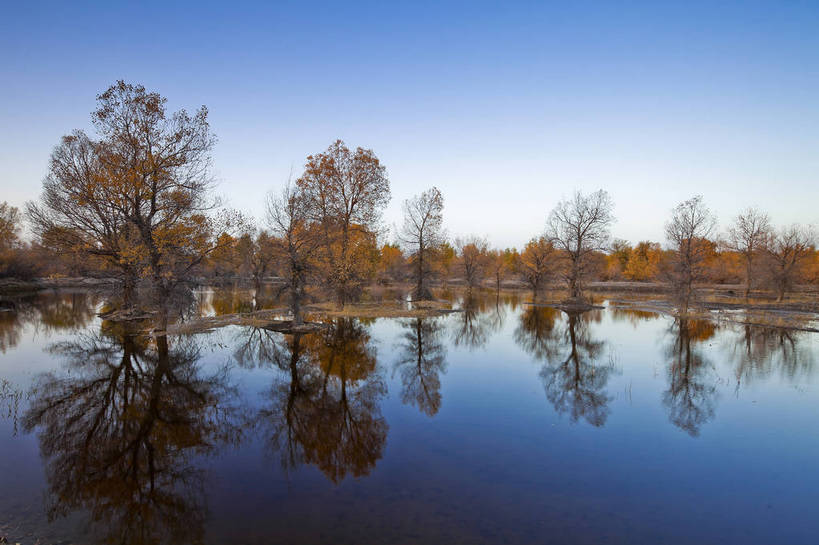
[198,284,285,316]
[35,291,99,332]
[663,318,719,437]
[393,317,448,416]
[609,307,662,327]
[0,292,102,353]
[515,306,616,426]
[726,319,816,388]
[232,325,281,368]
[22,324,242,545]
[259,318,388,483]
[0,307,22,353]
[540,311,616,427]
[451,295,493,350]
[1,377,24,436]
[514,305,560,360]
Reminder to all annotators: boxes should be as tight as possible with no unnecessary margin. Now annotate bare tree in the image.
[546,190,614,302]
[456,236,489,293]
[296,140,390,307]
[763,225,814,302]
[725,208,771,298]
[266,184,320,325]
[399,187,444,300]
[665,196,717,314]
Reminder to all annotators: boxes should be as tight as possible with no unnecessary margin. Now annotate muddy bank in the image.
[160,299,458,335]
[607,298,819,332]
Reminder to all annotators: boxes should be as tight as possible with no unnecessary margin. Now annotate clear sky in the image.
[2,0,817,248]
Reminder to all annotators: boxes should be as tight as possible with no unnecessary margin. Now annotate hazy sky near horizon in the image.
[2,1,818,248]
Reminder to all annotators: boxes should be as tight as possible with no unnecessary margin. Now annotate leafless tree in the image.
[399,187,444,300]
[763,225,815,302]
[724,208,771,297]
[266,184,320,325]
[665,195,717,314]
[456,236,489,293]
[546,190,614,302]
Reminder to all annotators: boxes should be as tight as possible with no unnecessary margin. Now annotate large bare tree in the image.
[546,190,614,301]
[725,208,771,298]
[266,184,321,325]
[296,140,390,307]
[763,225,814,302]
[665,195,717,314]
[399,187,444,300]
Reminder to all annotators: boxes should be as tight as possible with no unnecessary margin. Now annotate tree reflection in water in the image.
[259,318,388,484]
[0,292,102,353]
[516,307,616,427]
[726,317,816,389]
[393,317,448,416]
[514,305,560,361]
[451,294,493,350]
[662,318,719,437]
[22,322,242,545]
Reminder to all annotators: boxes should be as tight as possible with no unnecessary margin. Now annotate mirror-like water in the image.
[1,289,817,544]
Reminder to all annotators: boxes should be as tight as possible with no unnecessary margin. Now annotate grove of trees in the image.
[1,82,817,321]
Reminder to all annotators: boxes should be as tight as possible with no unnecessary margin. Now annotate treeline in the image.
[1,81,817,318]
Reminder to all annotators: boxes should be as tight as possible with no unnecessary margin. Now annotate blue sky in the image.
[2,1,817,248]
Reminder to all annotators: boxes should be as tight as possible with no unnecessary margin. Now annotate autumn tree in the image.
[624,241,662,281]
[377,243,405,284]
[546,190,615,302]
[605,239,632,280]
[27,131,142,302]
[92,81,243,300]
[0,202,21,250]
[266,184,321,325]
[487,248,517,293]
[456,236,489,293]
[665,196,717,314]
[0,202,23,278]
[208,232,241,279]
[518,236,557,299]
[435,242,457,288]
[763,225,814,302]
[296,140,390,307]
[399,187,444,300]
[229,228,278,292]
[28,81,242,309]
[724,208,771,298]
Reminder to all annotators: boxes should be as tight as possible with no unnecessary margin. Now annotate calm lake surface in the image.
[1,289,818,544]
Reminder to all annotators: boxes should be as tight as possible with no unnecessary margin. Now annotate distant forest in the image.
[1,82,817,318]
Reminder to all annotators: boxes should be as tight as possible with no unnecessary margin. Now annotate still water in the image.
[1,289,817,544]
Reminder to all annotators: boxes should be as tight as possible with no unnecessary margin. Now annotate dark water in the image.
[1,289,818,545]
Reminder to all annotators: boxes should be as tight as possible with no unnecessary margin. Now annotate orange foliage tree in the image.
[296,140,390,307]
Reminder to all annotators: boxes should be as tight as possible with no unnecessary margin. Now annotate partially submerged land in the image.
[166,298,459,335]
[2,278,818,334]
